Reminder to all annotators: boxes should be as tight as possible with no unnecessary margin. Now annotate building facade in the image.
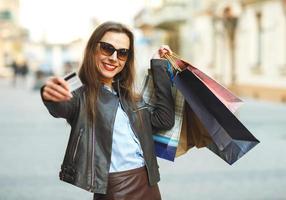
[0,0,27,77]
[135,0,286,102]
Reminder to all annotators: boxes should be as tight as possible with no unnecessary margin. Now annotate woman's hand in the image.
[152,45,173,59]
[42,77,73,102]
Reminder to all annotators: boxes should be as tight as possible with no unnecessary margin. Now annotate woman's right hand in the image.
[42,77,73,102]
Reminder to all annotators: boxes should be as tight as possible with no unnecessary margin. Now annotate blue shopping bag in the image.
[141,68,184,161]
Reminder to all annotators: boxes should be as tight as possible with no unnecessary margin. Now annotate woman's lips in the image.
[103,63,117,71]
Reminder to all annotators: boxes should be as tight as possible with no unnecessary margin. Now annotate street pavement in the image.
[0,78,286,200]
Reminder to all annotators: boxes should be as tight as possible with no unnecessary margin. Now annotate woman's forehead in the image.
[100,32,130,49]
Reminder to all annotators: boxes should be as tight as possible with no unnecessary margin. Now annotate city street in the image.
[0,78,286,200]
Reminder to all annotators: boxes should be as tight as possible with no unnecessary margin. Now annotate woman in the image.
[41,21,175,200]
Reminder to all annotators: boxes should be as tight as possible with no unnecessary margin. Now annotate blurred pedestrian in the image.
[11,59,29,87]
[11,60,19,86]
[63,61,74,74]
[19,61,29,80]
[41,21,175,200]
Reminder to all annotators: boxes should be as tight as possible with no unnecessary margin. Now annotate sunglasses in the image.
[98,41,130,61]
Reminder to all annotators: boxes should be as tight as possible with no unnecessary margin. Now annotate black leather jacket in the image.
[42,59,175,194]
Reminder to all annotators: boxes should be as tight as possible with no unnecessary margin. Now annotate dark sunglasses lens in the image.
[100,43,115,56]
[117,49,129,60]
[99,42,129,60]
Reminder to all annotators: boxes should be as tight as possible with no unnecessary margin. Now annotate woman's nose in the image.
[109,51,118,61]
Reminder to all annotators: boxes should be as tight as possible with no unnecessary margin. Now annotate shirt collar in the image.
[103,84,117,95]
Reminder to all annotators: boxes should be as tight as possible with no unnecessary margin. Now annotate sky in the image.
[19,0,146,43]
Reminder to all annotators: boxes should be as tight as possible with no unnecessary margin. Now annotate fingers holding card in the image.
[43,72,83,102]
[64,72,83,92]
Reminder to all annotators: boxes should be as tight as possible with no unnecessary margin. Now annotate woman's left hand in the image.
[152,45,173,59]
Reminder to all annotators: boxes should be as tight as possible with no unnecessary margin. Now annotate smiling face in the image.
[95,31,130,87]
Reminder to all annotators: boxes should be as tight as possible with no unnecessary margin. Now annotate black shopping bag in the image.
[173,68,260,165]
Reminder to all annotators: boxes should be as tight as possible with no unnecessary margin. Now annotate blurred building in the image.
[24,16,99,78]
[135,0,286,102]
[24,38,85,76]
[24,38,86,90]
[0,0,27,77]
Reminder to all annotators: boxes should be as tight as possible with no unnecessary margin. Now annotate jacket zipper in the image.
[117,82,151,181]
[89,87,119,192]
[127,109,151,181]
[90,124,95,191]
[72,128,83,162]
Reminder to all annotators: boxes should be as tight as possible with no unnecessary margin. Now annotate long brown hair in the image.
[79,21,137,123]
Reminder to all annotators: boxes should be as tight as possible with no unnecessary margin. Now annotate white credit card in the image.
[63,72,83,92]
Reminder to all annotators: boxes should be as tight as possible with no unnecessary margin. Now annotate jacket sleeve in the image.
[40,86,79,124]
[150,59,175,131]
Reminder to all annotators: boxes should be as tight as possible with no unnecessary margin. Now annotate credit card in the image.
[63,72,83,92]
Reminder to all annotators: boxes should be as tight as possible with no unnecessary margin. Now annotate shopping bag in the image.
[141,69,185,161]
[173,67,260,165]
[175,105,189,157]
[175,102,213,157]
[165,54,243,113]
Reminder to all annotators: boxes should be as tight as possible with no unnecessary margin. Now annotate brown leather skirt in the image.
[93,166,161,200]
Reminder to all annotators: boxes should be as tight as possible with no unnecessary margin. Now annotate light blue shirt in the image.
[104,86,145,173]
